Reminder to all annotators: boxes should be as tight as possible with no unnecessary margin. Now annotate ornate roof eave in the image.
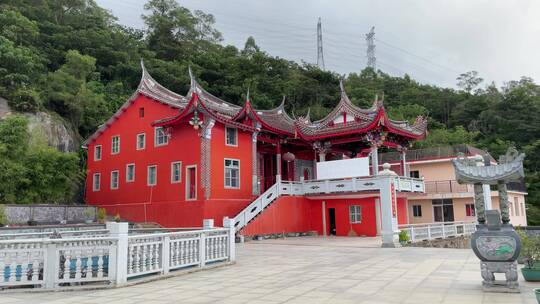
[82,60,185,148]
[294,108,385,141]
[382,114,428,140]
[153,92,255,132]
[453,153,525,184]
[253,98,297,136]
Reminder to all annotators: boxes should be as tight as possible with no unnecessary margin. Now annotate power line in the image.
[375,38,459,74]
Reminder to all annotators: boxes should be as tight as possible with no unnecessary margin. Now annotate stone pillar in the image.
[379,176,398,247]
[252,130,259,195]
[318,152,326,162]
[375,198,382,236]
[371,146,379,175]
[107,222,129,285]
[401,149,408,177]
[483,184,493,210]
[498,181,510,224]
[276,141,281,178]
[474,183,486,224]
[322,201,327,236]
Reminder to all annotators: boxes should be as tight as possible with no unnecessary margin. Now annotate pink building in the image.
[381,145,528,227]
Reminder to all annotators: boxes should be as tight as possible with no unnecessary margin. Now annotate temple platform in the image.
[6,237,537,304]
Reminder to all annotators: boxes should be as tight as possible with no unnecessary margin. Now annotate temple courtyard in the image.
[1,237,538,304]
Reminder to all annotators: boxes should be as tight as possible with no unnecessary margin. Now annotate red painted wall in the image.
[242,196,313,236]
[242,196,379,237]
[317,198,378,237]
[85,94,258,227]
[397,198,408,225]
[210,124,254,200]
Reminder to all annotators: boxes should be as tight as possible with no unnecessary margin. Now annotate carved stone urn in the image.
[452,147,525,292]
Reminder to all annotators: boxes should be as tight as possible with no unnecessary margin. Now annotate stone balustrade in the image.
[0,221,236,291]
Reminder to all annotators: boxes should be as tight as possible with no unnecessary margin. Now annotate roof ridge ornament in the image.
[188,65,196,88]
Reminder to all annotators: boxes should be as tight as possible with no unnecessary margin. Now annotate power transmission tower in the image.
[366,26,376,70]
[317,17,325,70]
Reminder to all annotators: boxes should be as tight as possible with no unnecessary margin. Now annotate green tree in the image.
[457,71,483,93]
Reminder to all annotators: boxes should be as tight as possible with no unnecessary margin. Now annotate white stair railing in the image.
[231,175,426,232]
[232,176,282,231]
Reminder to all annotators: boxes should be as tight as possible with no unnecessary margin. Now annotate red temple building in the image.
[84,61,428,247]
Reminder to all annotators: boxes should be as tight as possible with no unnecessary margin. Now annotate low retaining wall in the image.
[1,204,96,225]
[407,235,471,249]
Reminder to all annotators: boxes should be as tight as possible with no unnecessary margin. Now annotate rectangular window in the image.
[110,170,119,190]
[521,202,525,216]
[154,127,168,147]
[126,163,135,183]
[147,165,157,186]
[349,205,362,223]
[509,202,514,216]
[225,127,237,146]
[139,107,144,118]
[409,170,420,178]
[136,133,146,150]
[94,145,102,161]
[171,161,182,183]
[465,204,475,217]
[92,173,101,191]
[186,165,197,200]
[111,136,120,154]
[514,197,520,216]
[224,158,240,188]
[412,205,422,217]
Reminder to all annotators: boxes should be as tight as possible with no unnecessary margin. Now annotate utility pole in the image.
[366,26,376,70]
[317,17,325,70]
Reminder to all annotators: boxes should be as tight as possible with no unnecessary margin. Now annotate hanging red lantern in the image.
[282,152,295,162]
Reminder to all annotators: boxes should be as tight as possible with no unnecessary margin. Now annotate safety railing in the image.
[424,180,472,194]
[399,221,476,243]
[0,222,235,290]
[232,175,425,231]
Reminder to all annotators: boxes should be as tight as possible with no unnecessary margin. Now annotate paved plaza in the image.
[1,237,539,304]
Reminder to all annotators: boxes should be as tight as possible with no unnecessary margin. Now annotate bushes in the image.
[0,115,80,204]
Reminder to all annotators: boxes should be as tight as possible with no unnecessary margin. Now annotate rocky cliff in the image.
[0,97,80,152]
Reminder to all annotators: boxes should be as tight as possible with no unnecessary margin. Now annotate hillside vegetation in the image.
[1,0,539,223]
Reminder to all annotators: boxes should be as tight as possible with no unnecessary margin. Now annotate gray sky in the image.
[95,0,540,88]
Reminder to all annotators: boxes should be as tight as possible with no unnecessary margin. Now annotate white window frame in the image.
[94,145,102,161]
[136,133,146,150]
[110,170,119,190]
[514,197,520,216]
[224,158,240,189]
[185,165,197,200]
[92,173,101,192]
[349,205,362,224]
[171,161,182,184]
[154,127,169,147]
[126,163,135,183]
[147,165,157,186]
[412,205,422,217]
[111,136,120,155]
[225,127,238,147]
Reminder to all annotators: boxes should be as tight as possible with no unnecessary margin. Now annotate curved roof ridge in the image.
[138,59,185,106]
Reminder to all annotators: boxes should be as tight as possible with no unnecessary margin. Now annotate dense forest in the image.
[0,0,539,223]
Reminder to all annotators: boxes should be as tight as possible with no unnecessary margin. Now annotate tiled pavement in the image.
[1,236,539,304]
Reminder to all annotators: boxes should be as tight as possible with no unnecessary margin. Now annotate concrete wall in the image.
[2,205,96,225]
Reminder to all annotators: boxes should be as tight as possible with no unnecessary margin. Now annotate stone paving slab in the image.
[1,236,539,304]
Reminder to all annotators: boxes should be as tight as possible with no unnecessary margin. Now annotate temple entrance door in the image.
[262,154,277,191]
[328,208,336,235]
[282,161,295,181]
